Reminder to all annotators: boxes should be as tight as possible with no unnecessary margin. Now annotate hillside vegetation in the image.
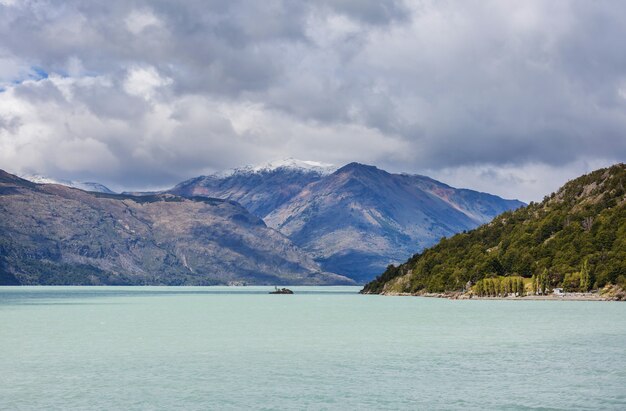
[362,164,626,295]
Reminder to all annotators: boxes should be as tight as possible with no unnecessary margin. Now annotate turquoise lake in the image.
[1,286,625,410]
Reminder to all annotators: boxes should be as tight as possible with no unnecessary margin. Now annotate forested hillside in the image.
[362,164,626,295]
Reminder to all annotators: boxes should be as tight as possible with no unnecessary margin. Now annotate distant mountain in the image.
[170,160,524,283]
[264,163,524,282]
[21,174,116,194]
[361,163,626,295]
[0,170,352,286]
[170,158,336,217]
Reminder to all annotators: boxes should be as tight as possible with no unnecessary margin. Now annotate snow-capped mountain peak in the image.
[217,158,337,177]
[21,174,116,194]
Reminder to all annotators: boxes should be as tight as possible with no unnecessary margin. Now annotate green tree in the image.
[540,268,550,295]
[580,259,591,292]
[517,277,525,296]
[475,280,484,296]
[563,272,581,292]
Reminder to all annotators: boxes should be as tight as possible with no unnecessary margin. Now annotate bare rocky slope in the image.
[0,170,352,285]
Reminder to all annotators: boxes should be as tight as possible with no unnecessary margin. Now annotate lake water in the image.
[1,286,625,410]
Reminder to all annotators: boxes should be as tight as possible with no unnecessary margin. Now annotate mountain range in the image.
[1,160,523,285]
[0,170,351,286]
[169,160,524,282]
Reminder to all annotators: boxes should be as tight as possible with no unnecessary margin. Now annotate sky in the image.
[0,0,625,202]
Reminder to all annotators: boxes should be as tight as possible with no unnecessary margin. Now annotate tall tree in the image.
[580,259,591,292]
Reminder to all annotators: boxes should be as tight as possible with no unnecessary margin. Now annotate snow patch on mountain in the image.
[21,174,116,194]
[217,158,337,177]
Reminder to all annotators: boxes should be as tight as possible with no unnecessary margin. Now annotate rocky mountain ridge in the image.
[21,174,116,194]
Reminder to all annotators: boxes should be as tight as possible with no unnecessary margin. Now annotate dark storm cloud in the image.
[0,0,404,94]
[0,0,624,200]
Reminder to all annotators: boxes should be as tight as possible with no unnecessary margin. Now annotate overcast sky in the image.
[0,0,625,202]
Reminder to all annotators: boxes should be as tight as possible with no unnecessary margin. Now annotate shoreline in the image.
[379,291,621,301]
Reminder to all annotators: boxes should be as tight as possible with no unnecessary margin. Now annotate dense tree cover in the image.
[473,276,525,297]
[362,164,626,294]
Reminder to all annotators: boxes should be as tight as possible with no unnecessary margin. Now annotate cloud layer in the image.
[0,0,625,200]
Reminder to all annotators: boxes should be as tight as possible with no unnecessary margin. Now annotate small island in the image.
[269,287,294,294]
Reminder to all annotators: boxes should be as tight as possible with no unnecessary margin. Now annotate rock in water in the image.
[269,287,294,294]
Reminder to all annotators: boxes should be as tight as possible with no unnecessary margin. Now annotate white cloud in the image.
[0,54,28,83]
[0,0,624,199]
[65,56,85,77]
[423,159,621,203]
[125,9,162,34]
[123,66,171,100]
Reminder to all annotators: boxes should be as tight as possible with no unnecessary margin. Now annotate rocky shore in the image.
[380,285,626,301]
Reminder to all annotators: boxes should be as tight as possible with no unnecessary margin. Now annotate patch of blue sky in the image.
[6,66,50,86]
[30,66,49,80]
[33,66,99,79]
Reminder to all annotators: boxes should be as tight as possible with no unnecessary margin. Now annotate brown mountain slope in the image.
[0,170,353,285]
